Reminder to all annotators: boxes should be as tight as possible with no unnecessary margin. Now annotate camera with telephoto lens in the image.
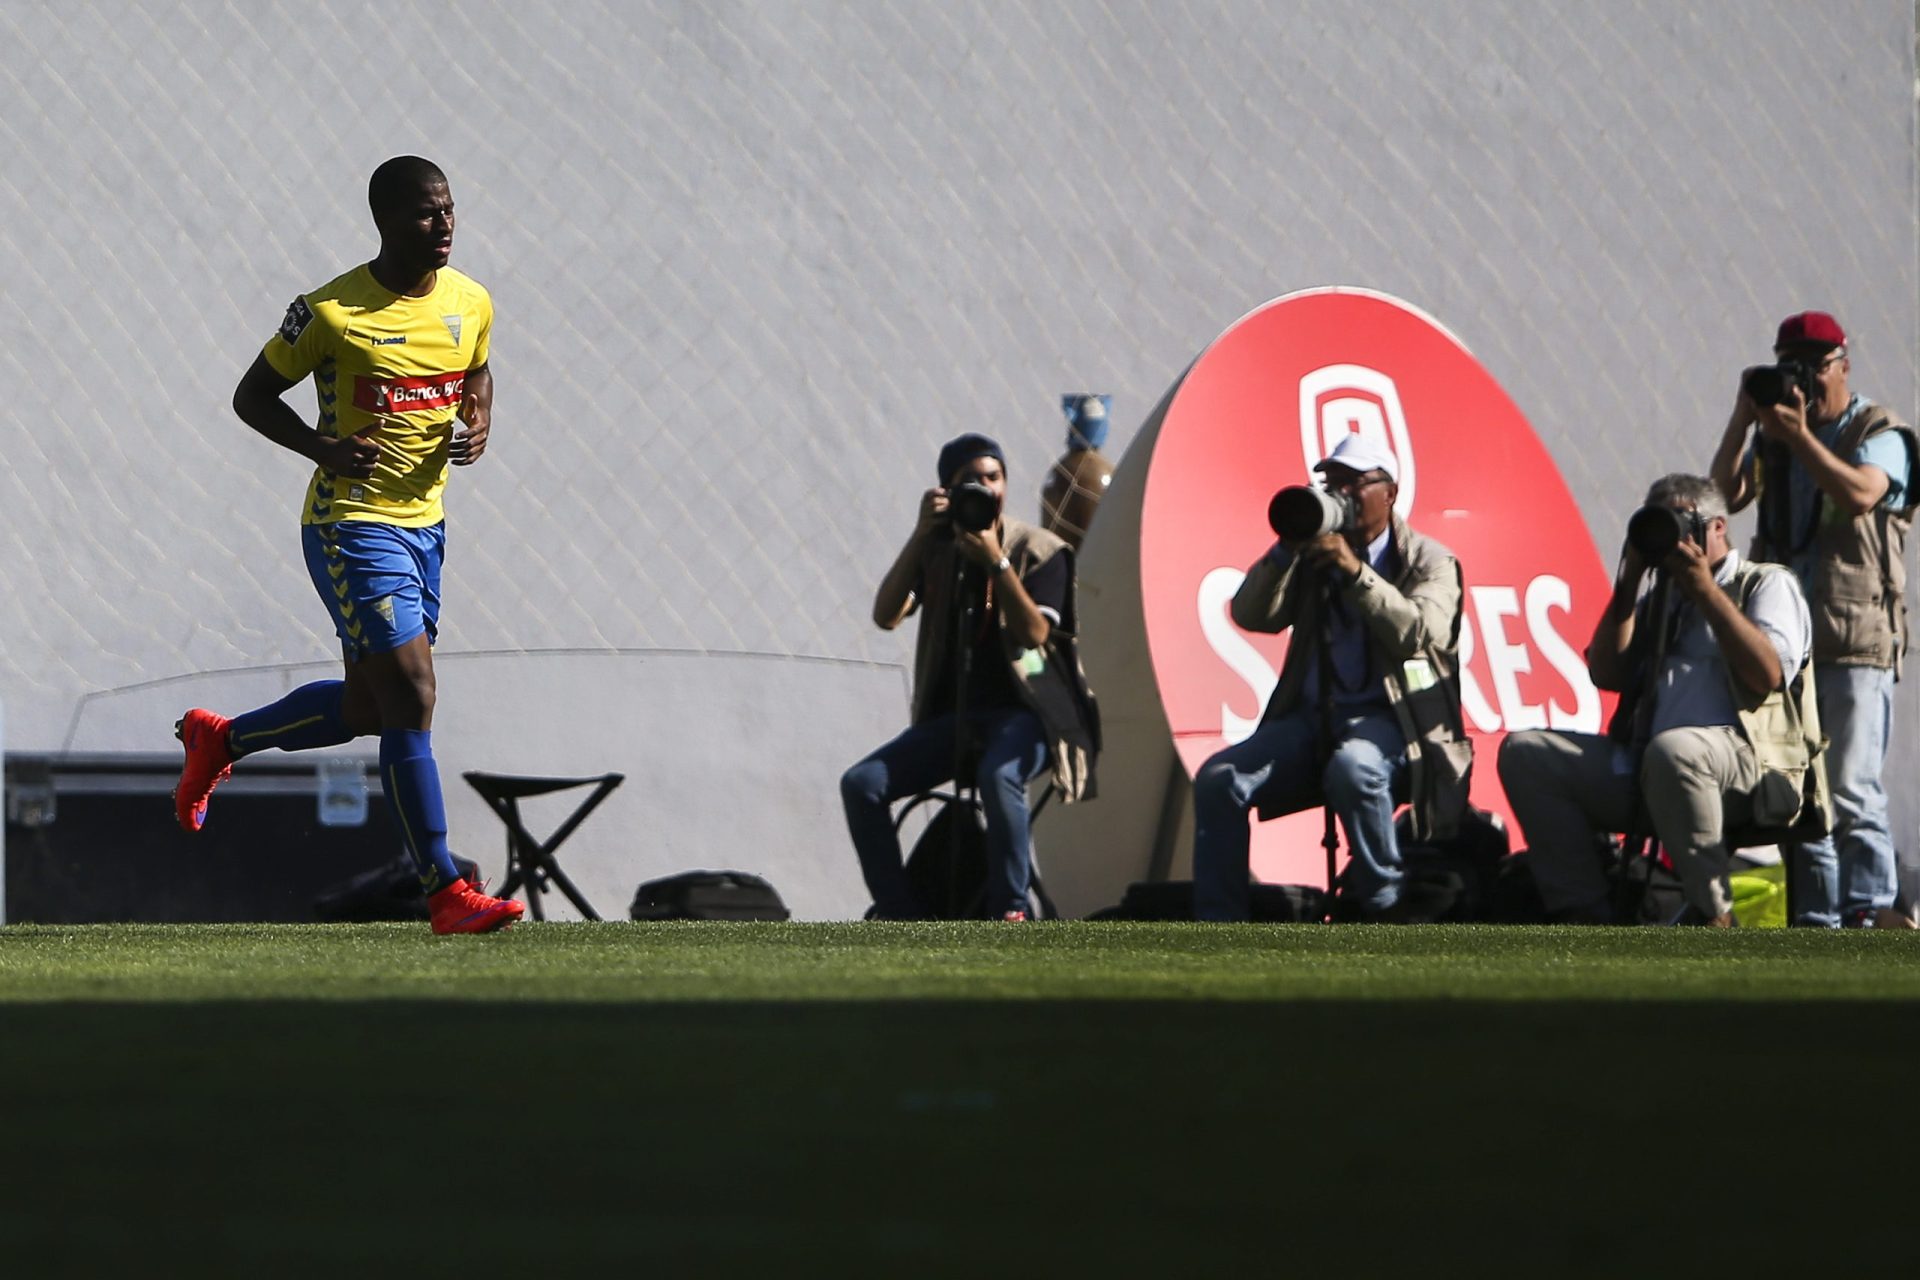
[1741,358,1817,408]
[1268,485,1356,542]
[946,480,1001,533]
[1625,504,1708,560]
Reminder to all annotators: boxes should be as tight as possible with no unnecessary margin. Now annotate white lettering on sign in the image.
[1200,569,1599,739]
[1198,567,1276,745]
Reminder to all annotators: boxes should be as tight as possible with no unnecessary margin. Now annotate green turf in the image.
[4,920,1919,1002]
[2,923,1915,1276]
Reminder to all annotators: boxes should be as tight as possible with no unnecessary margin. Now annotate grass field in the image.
[3,922,1916,1276]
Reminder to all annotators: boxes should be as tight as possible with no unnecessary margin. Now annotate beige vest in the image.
[1753,401,1917,672]
[1722,562,1828,833]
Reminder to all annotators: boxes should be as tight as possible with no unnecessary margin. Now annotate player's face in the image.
[383,180,456,272]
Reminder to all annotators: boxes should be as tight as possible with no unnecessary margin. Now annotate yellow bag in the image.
[1729,863,1788,929]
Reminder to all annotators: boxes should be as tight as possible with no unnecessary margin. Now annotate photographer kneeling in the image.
[841,433,1098,920]
[1498,475,1815,926]
[1191,436,1472,923]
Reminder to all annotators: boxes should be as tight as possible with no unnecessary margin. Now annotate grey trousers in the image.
[1497,726,1761,919]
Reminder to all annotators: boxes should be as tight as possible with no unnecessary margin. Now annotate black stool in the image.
[463,771,624,921]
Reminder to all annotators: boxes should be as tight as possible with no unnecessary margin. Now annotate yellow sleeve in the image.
[261,293,328,382]
[469,290,492,369]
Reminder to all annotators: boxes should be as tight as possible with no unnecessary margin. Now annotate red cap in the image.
[1775,310,1846,351]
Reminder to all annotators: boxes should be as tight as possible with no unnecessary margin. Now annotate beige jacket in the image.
[1231,515,1473,840]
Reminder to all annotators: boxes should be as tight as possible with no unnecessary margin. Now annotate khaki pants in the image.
[1497,726,1761,919]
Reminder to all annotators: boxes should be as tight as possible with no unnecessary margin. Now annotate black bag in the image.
[903,795,989,919]
[898,793,1057,920]
[1087,880,1326,922]
[1383,805,1512,922]
[629,871,790,921]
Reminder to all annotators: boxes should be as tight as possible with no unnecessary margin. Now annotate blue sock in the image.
[380,729,462,896]
[227,682,353,758]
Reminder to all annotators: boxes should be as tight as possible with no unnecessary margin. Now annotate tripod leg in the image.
[1321,808,1339,923]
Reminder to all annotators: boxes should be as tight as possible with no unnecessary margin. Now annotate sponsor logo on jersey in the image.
[279,296,315,345]
[353,372,467,414]
[372,335,408,346]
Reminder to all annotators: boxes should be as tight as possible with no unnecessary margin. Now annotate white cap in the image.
[1313,434,1399,485]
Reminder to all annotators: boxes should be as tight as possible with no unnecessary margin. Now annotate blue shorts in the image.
[302,520,444,660]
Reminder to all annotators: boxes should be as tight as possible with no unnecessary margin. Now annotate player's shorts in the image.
[301,520,444,659]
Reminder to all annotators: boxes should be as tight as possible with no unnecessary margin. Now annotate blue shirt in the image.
[1297,526,1397,715]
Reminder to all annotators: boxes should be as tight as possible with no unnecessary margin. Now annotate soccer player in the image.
[173,155,522,934]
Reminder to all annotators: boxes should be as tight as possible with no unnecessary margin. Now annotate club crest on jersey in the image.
[279,297,315,345]
[353,372,467,414]
[442,315,462,346]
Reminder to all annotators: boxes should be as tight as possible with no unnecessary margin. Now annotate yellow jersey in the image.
[262,264,493,527]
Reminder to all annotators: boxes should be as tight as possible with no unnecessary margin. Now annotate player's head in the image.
[368,156,454,273]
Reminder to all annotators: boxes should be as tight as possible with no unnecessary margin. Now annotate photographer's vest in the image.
[1722,562,1829,833]
[1753,400,1918,674]
[910,519,1101,802]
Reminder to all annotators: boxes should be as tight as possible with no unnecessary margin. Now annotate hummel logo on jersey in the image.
[353,372,467,414]
[372,335,407,345]
[279,297,314,345]
[442,315,462,346]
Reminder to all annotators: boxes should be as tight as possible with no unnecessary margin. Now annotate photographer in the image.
[1709,311,1917,928]
[1190,436,1472,923]
[840,433,1098,920]
[1498,475,1813,926]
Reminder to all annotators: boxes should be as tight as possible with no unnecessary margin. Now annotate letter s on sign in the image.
[1198,568,1277,745]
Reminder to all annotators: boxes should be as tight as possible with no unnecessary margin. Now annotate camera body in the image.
[947,479,1001,533]
[1268,485,1356,542]
[1742,358,1818,408]
[1626,504,1707,561]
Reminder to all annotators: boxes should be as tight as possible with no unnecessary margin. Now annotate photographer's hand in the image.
[1664,539,1717,604]
[1299,531,1362,581]
[954,525,1005,569]
[914,487,950,540]
[1755,388,1810,446]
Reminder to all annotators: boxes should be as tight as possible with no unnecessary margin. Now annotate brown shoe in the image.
[1873,907,1917,931]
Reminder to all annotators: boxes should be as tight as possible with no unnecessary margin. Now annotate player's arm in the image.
[232,354,378,479]
[452,362,491,466]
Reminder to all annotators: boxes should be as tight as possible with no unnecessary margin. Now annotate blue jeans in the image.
[1790,664,1896,926]
[841,709,1050,918]
[1191,707,1409,921]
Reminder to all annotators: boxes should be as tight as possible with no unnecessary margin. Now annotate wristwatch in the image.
[991,555,1012,576]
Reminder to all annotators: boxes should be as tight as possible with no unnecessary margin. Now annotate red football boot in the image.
[428,878,525,934]
[172,708,234,833]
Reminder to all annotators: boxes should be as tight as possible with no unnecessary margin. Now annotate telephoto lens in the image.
[948,480,1001,533]
[1625,505,1692,560]
[1267,485,1354,542]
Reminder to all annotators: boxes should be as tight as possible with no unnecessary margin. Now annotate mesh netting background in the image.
[1,0,1914,914]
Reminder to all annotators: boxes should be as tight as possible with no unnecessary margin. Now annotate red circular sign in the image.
[1141,288,1614,887]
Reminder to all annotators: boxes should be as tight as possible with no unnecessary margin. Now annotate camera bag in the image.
[629,870,791,921]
